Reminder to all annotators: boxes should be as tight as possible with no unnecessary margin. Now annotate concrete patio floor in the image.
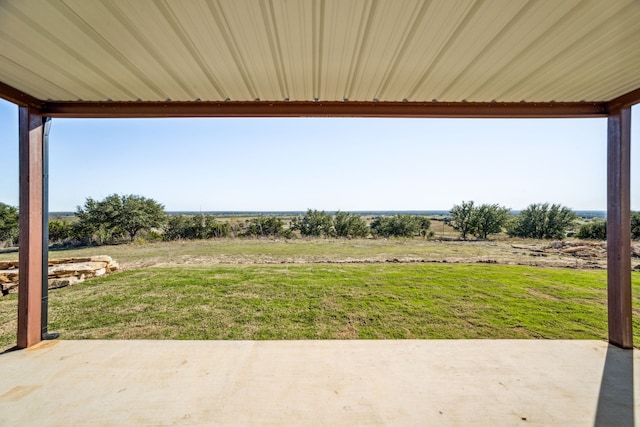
[0,339,637,426]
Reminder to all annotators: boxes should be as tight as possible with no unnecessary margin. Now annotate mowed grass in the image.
[2,263,639,350]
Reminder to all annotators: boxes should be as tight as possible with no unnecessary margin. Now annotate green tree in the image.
[632,212,640,240]
[76,194,166,243]
[576,221,606,240]
[244,216,286,238]
[450,201,476,240]
[370,214,427,238]
[163,214,229,240]
[370,216,392,237]
[118,195,166,241]
[471,204,510,240]
[0,202,19,245]
[418,217,433,239]
[206,216,230,239]
[75,195,123,244]
[75,200,103,243]
[292,209,334,237]
[189,214,209,239]
[48,219,73,243]
[334,212,369,238]
[507,203,576,239]
[164,215,191,240]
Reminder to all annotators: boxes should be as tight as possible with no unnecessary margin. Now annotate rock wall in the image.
[0,255,119,296]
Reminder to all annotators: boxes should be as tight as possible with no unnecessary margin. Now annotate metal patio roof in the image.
[5,1,639,351]
[1,0,640,116]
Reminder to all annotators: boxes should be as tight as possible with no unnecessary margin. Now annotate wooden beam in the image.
[607,87,640,111]
[17,107,45,349]
[41,100,607,119]
[0,81,43,109]
[607,106,633,349]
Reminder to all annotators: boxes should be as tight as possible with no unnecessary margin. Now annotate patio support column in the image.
[607,106,633,349]
[17,107,46,349]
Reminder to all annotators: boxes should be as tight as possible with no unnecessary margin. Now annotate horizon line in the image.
[49,208,609,214]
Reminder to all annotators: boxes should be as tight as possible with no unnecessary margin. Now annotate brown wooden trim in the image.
[0,81,43,109]
[17,107,44,349]
[41,100,607,118]
[607,87,640,111]
[607,106,633,349]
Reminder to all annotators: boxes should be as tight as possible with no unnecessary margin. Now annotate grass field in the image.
[0,237,622,269]
[2,255,640,351]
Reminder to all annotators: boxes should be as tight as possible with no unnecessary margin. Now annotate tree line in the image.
[575,216,640,241]
[2,194,640,247]
[448,201,582,240]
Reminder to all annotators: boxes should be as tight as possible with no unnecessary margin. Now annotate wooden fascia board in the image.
[40,101,607,119]
[607,87,640,111]
[0,81,44,110]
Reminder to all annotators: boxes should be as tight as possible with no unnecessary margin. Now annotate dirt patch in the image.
[332,325,358,339]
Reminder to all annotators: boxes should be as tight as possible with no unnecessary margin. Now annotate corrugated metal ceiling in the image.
[1,0,639,103]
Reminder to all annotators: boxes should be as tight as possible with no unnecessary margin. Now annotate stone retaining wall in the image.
[0,255,119,296]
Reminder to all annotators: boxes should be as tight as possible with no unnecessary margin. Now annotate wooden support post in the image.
[607,106,633,349]
[17,107,45,349]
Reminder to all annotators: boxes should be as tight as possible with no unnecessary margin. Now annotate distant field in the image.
[0,237,625,270]
[1,238,638,351]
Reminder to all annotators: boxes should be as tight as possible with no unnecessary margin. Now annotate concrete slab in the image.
[0,340,637,426]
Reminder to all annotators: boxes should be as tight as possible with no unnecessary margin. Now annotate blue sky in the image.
[0,98,638,212]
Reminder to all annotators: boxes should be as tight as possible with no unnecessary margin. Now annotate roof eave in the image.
[607,87,640,111]
[0,82,44,110]
[1,81,624,119]
[39,100,607,119]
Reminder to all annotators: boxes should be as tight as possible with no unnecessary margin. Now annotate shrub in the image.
[244,216,288,238]
[0,202,19,246]
[507,203,576,239]
[370,214,429,238]
[334,212,369,238]
[48,219,74,243]
[291,209,335,237]
[449,201,509,240]
[632,212,640,240]
[163,214,229,240]
[576,221,606,240]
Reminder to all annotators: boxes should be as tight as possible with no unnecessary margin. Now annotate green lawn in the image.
[3,263,638,350]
